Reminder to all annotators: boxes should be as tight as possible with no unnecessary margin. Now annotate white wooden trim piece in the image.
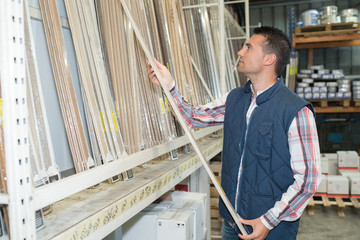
[219,0,226,95]
[191,56,215,102]
[245,0,250,40]
[182,3,218,9]
[33,125,222,210]
[37,137,223,240]
[25,1,59,181]
[227,36,247,40]
[224,0,247,4]
[120,0,248,235]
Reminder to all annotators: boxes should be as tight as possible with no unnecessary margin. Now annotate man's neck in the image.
[249,74,278,97]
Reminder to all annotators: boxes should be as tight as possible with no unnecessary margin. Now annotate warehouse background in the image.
[246,0,360,153]
[249,0,360,74]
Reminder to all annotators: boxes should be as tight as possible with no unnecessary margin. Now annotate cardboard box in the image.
[315,174,327,196]
[322,153,338,175]
[349,175,360,197]
[337,151,359,170]
[157,209,195,240]
[123,201,173,240]
[327,175,349,197]
[320,156,329,174]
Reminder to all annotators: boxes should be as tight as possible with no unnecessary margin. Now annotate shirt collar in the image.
[250,77,279,97]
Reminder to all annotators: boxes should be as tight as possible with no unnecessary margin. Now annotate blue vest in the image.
[219,79,314,239]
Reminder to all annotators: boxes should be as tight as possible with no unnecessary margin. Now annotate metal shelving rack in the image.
[0,0,35,239]
[0,1,249,239]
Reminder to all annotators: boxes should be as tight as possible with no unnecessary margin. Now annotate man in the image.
[147,26,321,240]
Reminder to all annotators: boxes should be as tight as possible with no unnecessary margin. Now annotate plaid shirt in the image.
[170,82,321,230]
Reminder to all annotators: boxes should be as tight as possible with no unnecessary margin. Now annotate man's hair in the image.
[253,26,291,76]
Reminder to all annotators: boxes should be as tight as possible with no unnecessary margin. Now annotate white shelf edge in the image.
[37,137,223,240]
[34,125,222,210]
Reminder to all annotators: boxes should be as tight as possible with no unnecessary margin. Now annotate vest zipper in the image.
[234,105,257,213]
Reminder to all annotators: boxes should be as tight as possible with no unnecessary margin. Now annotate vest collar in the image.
[244,76,284,106]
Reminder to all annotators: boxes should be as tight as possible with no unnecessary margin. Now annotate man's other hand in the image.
[238,217,270,240]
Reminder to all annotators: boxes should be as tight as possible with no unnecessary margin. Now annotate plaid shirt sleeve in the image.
[260,106,322,230]
[169,83,227,128]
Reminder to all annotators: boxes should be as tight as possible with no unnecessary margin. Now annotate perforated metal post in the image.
[0,0,35,239]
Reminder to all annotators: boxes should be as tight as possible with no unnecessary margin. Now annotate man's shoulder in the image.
[228,85,249,99]
[280,85,308,105]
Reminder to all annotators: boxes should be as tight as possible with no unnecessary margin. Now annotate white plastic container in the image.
[341,8,359,23]
[302,9,319,26]
[319,6,338,24]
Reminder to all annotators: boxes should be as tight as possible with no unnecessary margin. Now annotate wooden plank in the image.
[211,232,222,239]
[210,198,219,208]
[307,198,315,216]
[211,219,222,229]
[314,106,360,113]
[336,207,345,218]
[294,33,360,44]
[335,197,346,217]
[210,162,222,173]
[211,209,220,218]
[307,98,352,108]
[210,187,220,197]
[295,22,360,37]
[351,198,360,208]
[308,48,314,67]
[322,195,331,207]
[295,40,360,49]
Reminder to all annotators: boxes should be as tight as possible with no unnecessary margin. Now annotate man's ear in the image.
[264,53,276,66]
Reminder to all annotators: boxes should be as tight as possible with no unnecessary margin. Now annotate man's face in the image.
[237,34,267,75]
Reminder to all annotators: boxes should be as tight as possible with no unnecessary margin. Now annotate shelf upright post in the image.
[0,0,35,239]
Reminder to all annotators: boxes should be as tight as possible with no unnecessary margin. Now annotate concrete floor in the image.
[297,205,360,240]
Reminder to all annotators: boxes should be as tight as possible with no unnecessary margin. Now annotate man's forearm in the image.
[170,83,227,128]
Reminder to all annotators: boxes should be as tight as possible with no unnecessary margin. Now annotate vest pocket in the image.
[256,121,273,159]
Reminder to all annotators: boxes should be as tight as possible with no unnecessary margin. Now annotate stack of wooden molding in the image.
[160,0,205,107]
[38,0,93,174]
[25,3,59,185]
[217,6,248,89]
[182,0,247,98]
[182,0,222,99]
[95,0,174,156]
[63,0,135,179]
